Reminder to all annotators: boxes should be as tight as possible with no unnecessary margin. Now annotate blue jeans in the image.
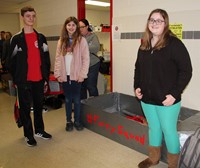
[62,79,82,123]
[81,62,100,99]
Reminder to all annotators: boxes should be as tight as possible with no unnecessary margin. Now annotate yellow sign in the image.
[169,24,183,40]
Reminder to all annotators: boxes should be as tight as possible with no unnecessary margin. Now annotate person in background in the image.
[9,6,52,147]
[0,31,5,67]
[79,19,100,99]
[134,9,192,168]
[54,16,89,132]
[1,31,12,71]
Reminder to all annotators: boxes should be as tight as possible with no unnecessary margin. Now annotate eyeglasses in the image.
[148,18,165,25]
[80,26,86,29]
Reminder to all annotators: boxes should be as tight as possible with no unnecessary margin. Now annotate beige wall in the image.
[0,14,20,35]
[86,9,110,51]
[113,0,200,110]
[18,0,77,31]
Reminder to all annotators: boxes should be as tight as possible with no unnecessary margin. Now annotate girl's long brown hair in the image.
[60,16,82,56]
[140,8,176,50]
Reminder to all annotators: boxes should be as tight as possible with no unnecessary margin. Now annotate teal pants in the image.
[141,101,181,154]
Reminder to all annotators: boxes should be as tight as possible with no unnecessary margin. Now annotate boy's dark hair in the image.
[21,6,35,16]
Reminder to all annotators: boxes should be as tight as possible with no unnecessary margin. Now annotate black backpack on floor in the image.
[178,127,200,168]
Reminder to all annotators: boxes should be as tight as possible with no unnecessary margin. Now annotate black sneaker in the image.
[35,131,52,140]
[66,122,73,132]
[25,137,37,147]
[74,122,84,131]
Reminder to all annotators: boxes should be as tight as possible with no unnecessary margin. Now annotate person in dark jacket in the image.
[134,9,192,168]
[0,31,5,63]
[9,6,52,147]
[1,31,12,71]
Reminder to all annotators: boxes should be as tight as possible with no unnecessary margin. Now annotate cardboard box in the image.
[81,92,200,163]
[1,79,16,96]
[1,74,16,96]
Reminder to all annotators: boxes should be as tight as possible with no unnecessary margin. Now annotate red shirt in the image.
[25,32,42,81]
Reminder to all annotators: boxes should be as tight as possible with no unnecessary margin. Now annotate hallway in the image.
[0,86,167,168]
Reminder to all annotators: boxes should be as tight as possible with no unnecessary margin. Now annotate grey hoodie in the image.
[84,33,100,67]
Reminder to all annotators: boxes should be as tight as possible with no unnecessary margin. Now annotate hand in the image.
[162,94,176,106]
[44,81,47,85]
[77,77,84,83]
[135,88,143,99]
[57,76,63,83]
[44,81,48,93]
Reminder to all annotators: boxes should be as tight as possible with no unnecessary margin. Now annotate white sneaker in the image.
[30,107,34,113]
[30,107,48,113]
[43,107,48,113]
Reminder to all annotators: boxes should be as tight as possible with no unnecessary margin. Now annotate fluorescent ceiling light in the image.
[85,0,110,7]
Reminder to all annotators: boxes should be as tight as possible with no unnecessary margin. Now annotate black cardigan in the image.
[134,36,192,105]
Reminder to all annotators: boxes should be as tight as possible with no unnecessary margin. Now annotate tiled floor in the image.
[0,84,167,168]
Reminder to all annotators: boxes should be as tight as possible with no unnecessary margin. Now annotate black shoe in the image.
[66,122,73,132]
[74,122,84,131]
[25,137,37,147]
[35,131,52,140]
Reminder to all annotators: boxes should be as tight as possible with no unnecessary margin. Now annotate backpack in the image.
[178,127,200,168]
[92,53,110,75]
[99,56,110,75]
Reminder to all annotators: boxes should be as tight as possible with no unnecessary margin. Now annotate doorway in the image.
[77,0,112,93]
